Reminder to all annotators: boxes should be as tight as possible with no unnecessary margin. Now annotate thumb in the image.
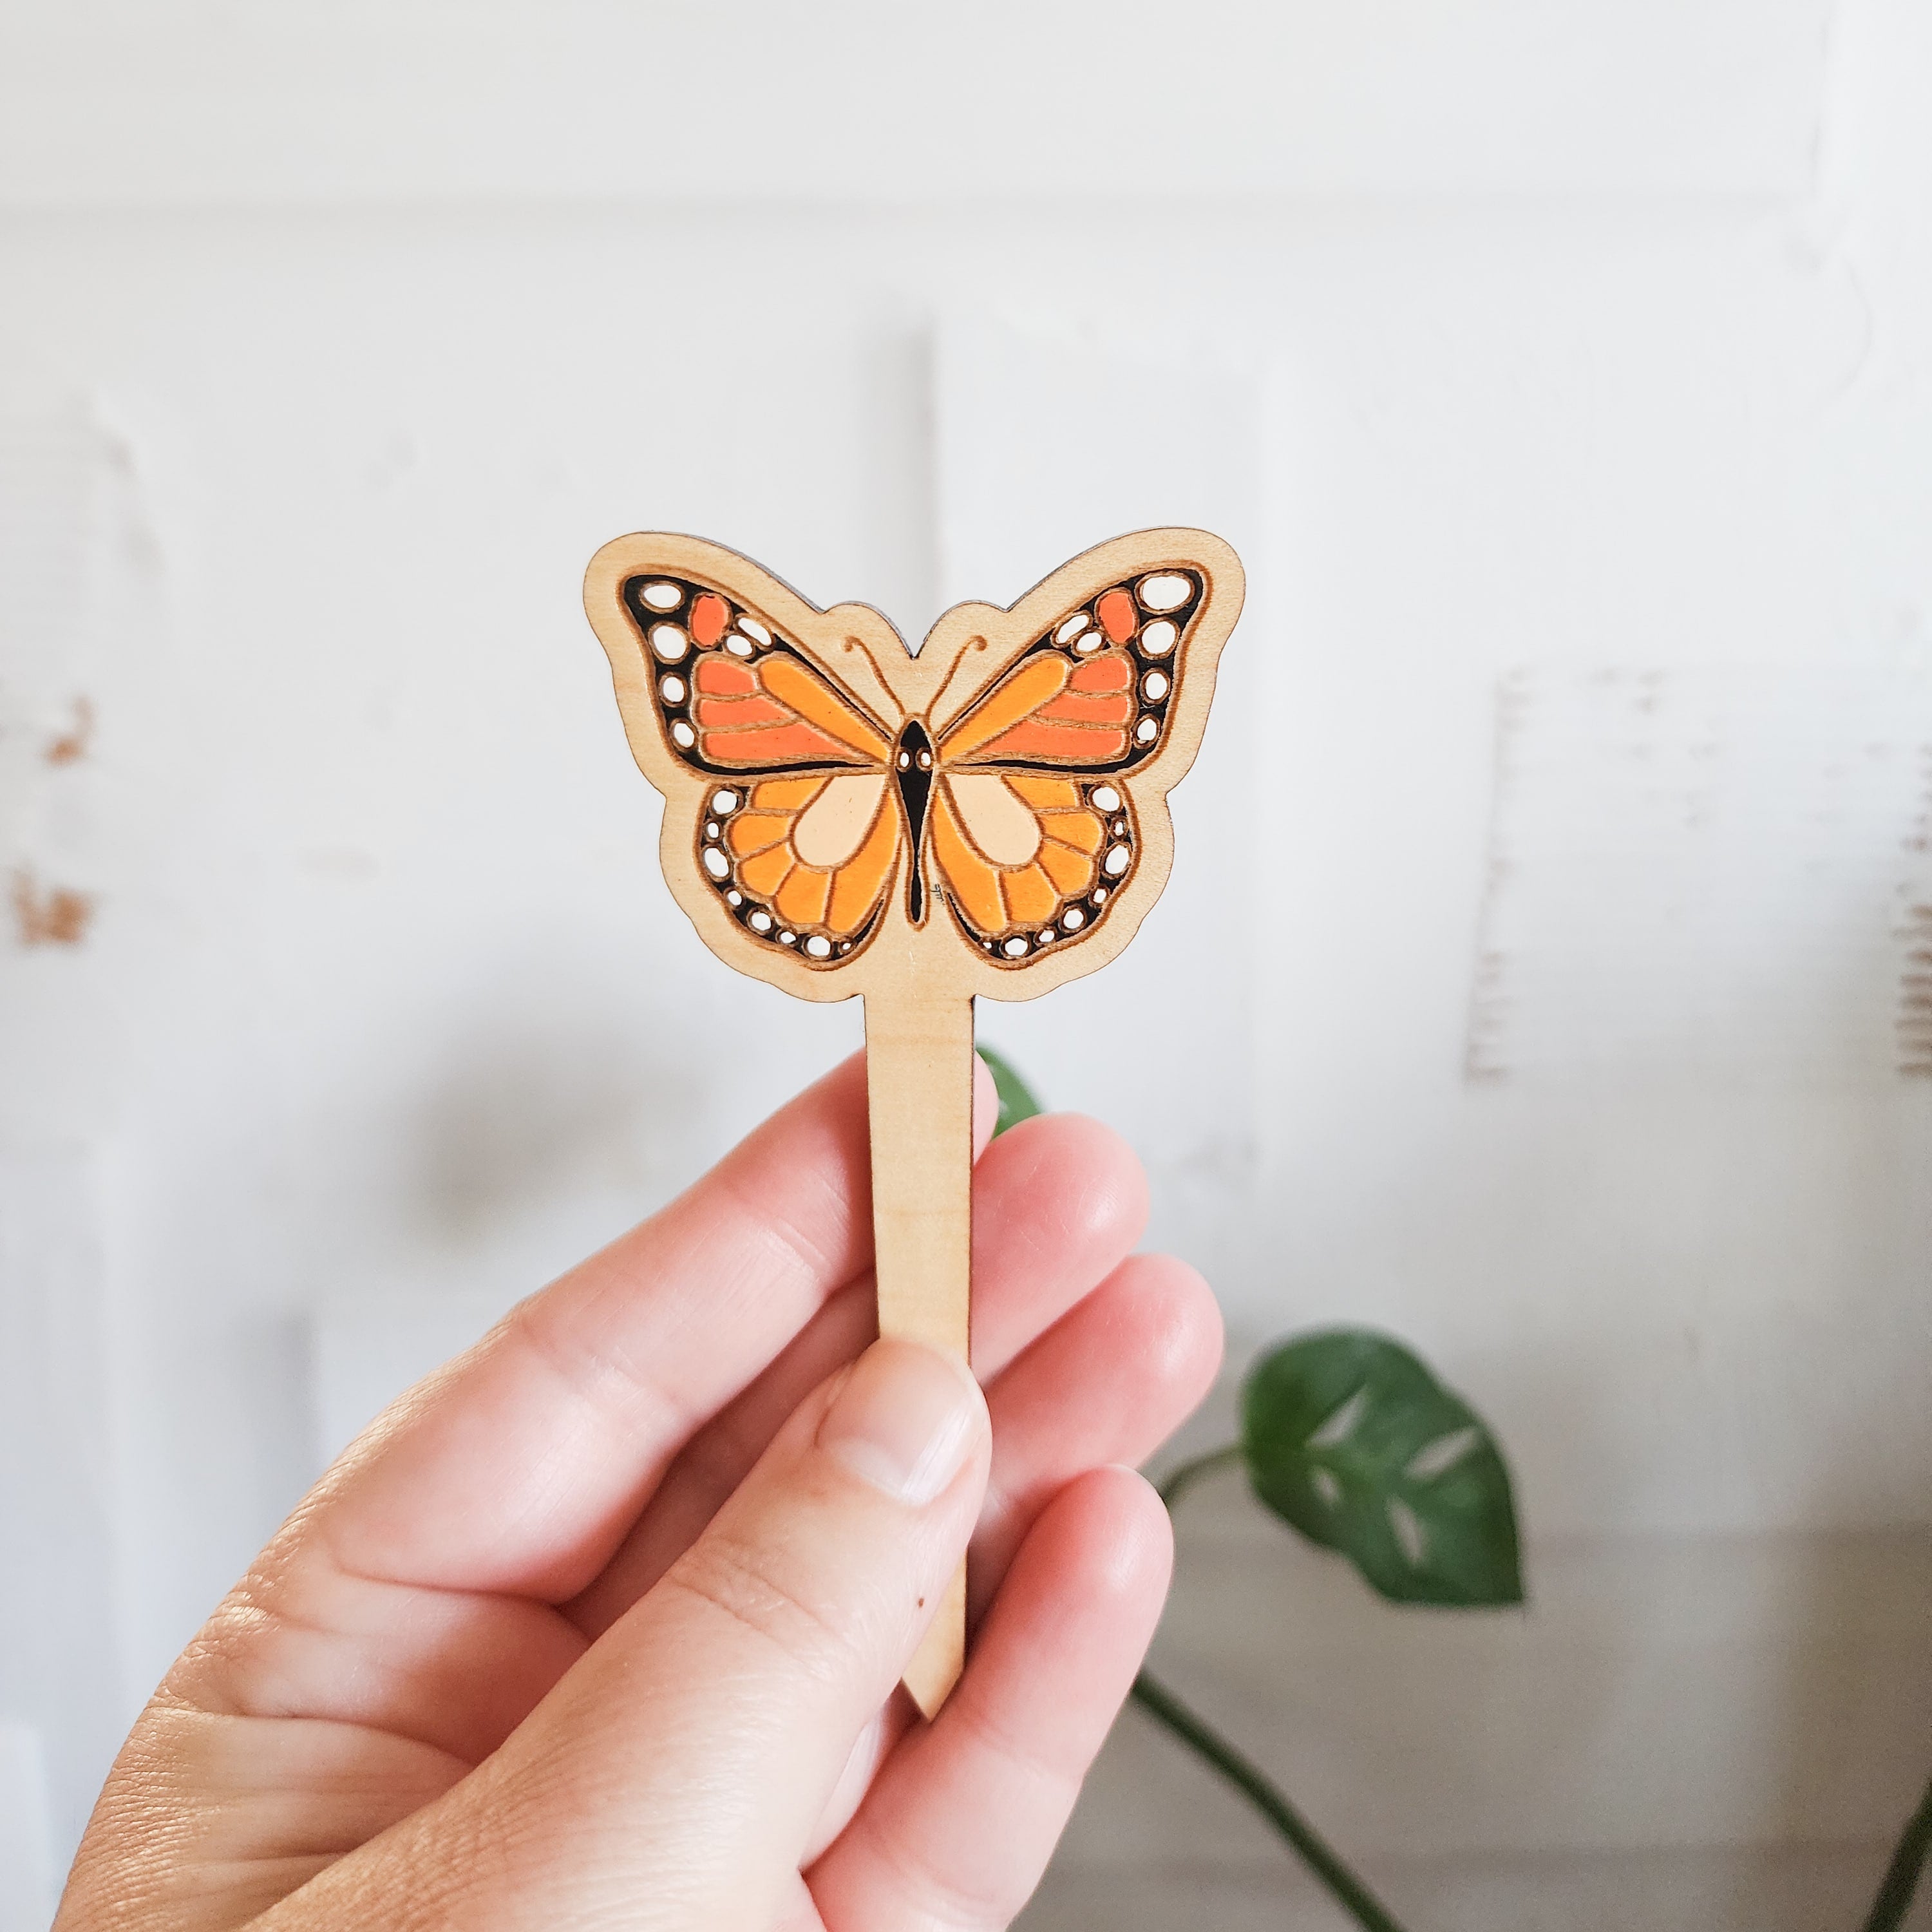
[380,1339,987,1929]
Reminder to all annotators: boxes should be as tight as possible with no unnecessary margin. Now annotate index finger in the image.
[301,1051,996,1604]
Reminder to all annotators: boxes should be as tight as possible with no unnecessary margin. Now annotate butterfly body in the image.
[585,528,1242,1005]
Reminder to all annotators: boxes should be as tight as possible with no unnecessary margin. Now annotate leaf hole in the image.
[1307,1386,1369,1450]
[1405,1425,1483,1482]
[1310,1467,1342,1508]
[1387,1496,1428,1569]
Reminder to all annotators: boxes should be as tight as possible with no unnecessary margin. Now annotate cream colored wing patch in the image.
[711,771,899,958]
[947,773,1043,866]
[794,773,893,868]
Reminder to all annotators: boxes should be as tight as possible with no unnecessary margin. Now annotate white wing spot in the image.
[650,623,690,662]
[1138,573,1191,612]
[1141,620,1177,656]
[641,582,683,611]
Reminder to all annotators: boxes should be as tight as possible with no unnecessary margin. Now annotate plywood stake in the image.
[584,528,1244,1716]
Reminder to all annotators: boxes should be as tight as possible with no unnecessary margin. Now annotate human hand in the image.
[57,1054,1222,1930]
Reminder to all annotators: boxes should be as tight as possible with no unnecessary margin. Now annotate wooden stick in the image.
[863,989,976,1718]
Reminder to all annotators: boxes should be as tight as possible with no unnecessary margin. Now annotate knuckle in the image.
[661,1530,865,1688]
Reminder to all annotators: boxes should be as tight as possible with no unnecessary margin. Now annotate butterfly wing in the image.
[623,574,893,773]
[585,543,906,976]
[929,562,1217,962]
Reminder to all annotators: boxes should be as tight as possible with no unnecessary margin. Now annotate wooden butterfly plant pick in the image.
[583,527,1244,1716]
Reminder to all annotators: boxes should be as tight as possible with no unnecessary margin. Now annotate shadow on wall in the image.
[410,1003,709,1250]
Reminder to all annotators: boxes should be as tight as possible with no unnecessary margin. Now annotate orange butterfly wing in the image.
[930,567,1200,960]
[619,571,902,963]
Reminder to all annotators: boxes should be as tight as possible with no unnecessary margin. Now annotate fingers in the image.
[807,1466,1173,1931]
[303,1341,992,1928]
[312,1051,873,1602]
[971,1251,1219,1620]
[567,1108,1151,1636]
[290,1050,989,1605]
[967,1113,1150,1379]
[795,1250,1217,1861]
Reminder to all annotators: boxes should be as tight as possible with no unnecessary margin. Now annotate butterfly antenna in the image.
[926,635,990,729]
[837,634,900,721]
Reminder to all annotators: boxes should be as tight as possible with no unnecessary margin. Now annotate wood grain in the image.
[864,989,976,1714]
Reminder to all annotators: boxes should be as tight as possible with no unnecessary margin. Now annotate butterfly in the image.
[583,528,1243,1001]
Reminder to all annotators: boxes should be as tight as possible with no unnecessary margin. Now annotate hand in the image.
[57,1054,1222,1931]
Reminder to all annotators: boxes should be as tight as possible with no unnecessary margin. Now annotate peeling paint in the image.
[1468,666,1932,1085]
[44,697,93,766]
[11,869,93,947]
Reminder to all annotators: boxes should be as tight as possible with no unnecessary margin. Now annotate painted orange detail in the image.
[938,655,1071,762]
[931,791,1007,933]
[1003,862,1057,925]
[759,657,891,759]
[1007,775,1081,810]
[1096,588,1137,644]
[697,696,790,728]
[775,864,832,927]
[690,592,730,648]
[704,722,855,765]
[1040,690,1134,724]
[826,800,900,934]
[1044,809,1104,854]
[694,656,757,696]
[1070,652,1132,692]
[1037,839,1095,893]
[752,777,825,809]
[738,845,793,895]
[726,812,792,857]
[974,721,1130,762]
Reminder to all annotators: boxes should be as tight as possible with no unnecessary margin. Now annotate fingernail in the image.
[817,1339,983,1506]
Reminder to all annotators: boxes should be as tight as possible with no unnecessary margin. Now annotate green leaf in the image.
[977,1046,1043,1137]
[1241,1329,1524,1608]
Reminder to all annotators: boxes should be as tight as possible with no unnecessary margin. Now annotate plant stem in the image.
[1862,1767,1932,1932]
[1130,1671,1413,1932]
[1156,1441,1245,1511]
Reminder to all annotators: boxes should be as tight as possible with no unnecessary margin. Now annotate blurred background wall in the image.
[1,3,1929,1926]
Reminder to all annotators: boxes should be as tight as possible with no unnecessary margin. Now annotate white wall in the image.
[2,2,1929,1923]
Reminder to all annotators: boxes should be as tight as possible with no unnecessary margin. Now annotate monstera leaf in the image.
[1242,1330,1522,1607]
[978,1046,1043,1137]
